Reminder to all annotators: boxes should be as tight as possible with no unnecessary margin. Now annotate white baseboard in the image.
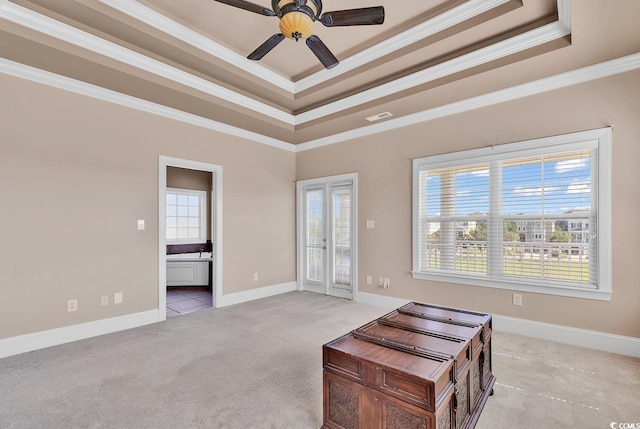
[216,281,297,308]
[355,291,640,358]
[0,309,163,359]
[5,288,636,359]
[493,315,640,358]
[356,291,411,309]
[0,281,295,359]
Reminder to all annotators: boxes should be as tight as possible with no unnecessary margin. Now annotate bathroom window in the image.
[166,188,207,244]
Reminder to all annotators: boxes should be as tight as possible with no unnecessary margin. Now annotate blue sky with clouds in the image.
[424,155,592,217]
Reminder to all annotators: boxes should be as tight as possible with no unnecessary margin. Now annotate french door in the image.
[297,174,357,299]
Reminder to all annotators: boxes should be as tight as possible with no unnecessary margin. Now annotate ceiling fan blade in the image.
[306,35,339,69]
[247,34,285,60]
[213,0,275,16]
[320,6,385,27]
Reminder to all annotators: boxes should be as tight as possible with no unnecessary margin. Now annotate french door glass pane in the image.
[306,189,323,283]
[332,188,351,285]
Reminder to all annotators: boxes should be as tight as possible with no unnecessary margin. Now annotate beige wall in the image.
[1,66,638,343]
[0,74,296,339]
[297,70,640,338]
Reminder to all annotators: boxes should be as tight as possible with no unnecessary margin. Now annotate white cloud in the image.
[512,186,560,196]
[567,179,590,194]
[471,169,489,177]
[555,158,588,173]
[458,169,489,178]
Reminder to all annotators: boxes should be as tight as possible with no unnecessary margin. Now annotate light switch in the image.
[366,220,375,229]
[137,220,145,230]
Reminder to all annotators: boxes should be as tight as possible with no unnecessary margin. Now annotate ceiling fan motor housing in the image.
[273,0,322,40]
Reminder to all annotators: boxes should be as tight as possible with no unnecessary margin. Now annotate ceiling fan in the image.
[213,0,385,69]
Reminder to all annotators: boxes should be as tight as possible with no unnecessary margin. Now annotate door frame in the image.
[158,155,223,316]
[296,173,358,301]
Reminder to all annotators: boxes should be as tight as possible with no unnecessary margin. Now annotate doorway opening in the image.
[159,156,222,319]
[296,173,358,300]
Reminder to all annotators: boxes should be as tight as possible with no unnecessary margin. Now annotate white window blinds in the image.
[412,128,611,300]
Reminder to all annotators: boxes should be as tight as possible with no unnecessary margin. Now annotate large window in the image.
[166,188,207,244]
[412,128,611,300]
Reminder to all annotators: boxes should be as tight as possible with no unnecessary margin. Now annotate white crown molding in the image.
[557,0,572,30]
[97,0,511,96]
[295,20,570,125]
[0,57,297,152]
[295,0,512,92]
[0,0,571,127]
[3,52,638,154]
[295,52,640,152]
[0,1,295,125]
[97,0,295,94]
[3,49,638,154]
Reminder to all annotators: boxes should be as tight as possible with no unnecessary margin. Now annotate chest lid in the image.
[399,302,491,328]
[355,320,470,362]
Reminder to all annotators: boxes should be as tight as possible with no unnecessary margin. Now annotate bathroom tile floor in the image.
[166,286,212,318]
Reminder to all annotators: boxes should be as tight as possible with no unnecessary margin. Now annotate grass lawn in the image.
[424,254,590,282]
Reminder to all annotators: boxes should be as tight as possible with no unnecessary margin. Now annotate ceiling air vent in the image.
[366,112,393,122]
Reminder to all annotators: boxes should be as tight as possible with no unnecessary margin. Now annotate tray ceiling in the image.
[1,0,634,148]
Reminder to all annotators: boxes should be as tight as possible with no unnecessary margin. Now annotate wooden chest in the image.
[322,302,495,429]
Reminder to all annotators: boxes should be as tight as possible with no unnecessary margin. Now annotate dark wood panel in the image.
[322,301,495,429]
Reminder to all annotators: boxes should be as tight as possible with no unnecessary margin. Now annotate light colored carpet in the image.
[0,291,638,428]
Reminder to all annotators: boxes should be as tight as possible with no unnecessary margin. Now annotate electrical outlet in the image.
[383,278,390,289]
[366,275,372,285]
[114,292,123,304]
[378,277,384,287]
[101,295,109,306]
[512,293,523,306]
[67,299,78,312]
[253,273,259,281]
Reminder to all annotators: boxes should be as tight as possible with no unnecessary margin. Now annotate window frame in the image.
[165,187,207,245]
[411,128,612,301]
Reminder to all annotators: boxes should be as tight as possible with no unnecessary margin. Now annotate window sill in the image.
[411,271,611,301]
[167,240,206,245]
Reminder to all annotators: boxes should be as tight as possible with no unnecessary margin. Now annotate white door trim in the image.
[158,156,223,314]
[296,173,358,301]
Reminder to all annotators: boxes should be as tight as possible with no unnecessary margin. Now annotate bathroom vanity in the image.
[166,242,213,287]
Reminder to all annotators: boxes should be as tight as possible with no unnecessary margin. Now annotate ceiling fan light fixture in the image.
[279,11,314,40]
[214,0,384,69]
[275,0,319,17]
